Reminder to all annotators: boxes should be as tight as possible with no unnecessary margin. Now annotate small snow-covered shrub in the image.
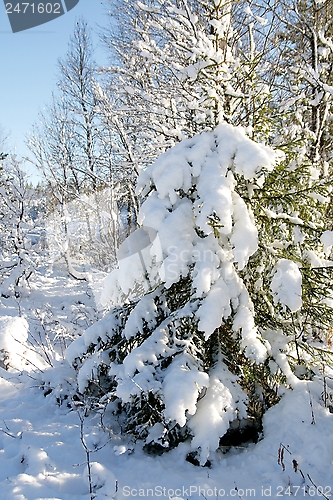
[0,316,30,371]
[0,159,44,298]
[83,461,117,498]
[0,315,53,374]
[67,123,333,464]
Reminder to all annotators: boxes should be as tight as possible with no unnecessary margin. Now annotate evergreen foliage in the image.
[66,124,300,463]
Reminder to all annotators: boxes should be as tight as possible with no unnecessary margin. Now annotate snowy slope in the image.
[0,371,332,499]
[0,224,332,500]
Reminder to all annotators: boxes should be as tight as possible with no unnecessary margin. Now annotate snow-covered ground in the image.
[0,267,332,499]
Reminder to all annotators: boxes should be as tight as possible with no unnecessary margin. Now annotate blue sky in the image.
[0,0,110,182]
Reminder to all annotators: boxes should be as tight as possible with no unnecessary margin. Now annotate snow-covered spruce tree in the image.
[65,1,333,463]
[67,124,279,464]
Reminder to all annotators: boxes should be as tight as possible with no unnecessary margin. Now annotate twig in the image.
[307,384,316,424]
[307,474,330,500]
[77,409,95,500]
[76,404,113,500]
[0,420,23,439]
[278,442,291,471]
